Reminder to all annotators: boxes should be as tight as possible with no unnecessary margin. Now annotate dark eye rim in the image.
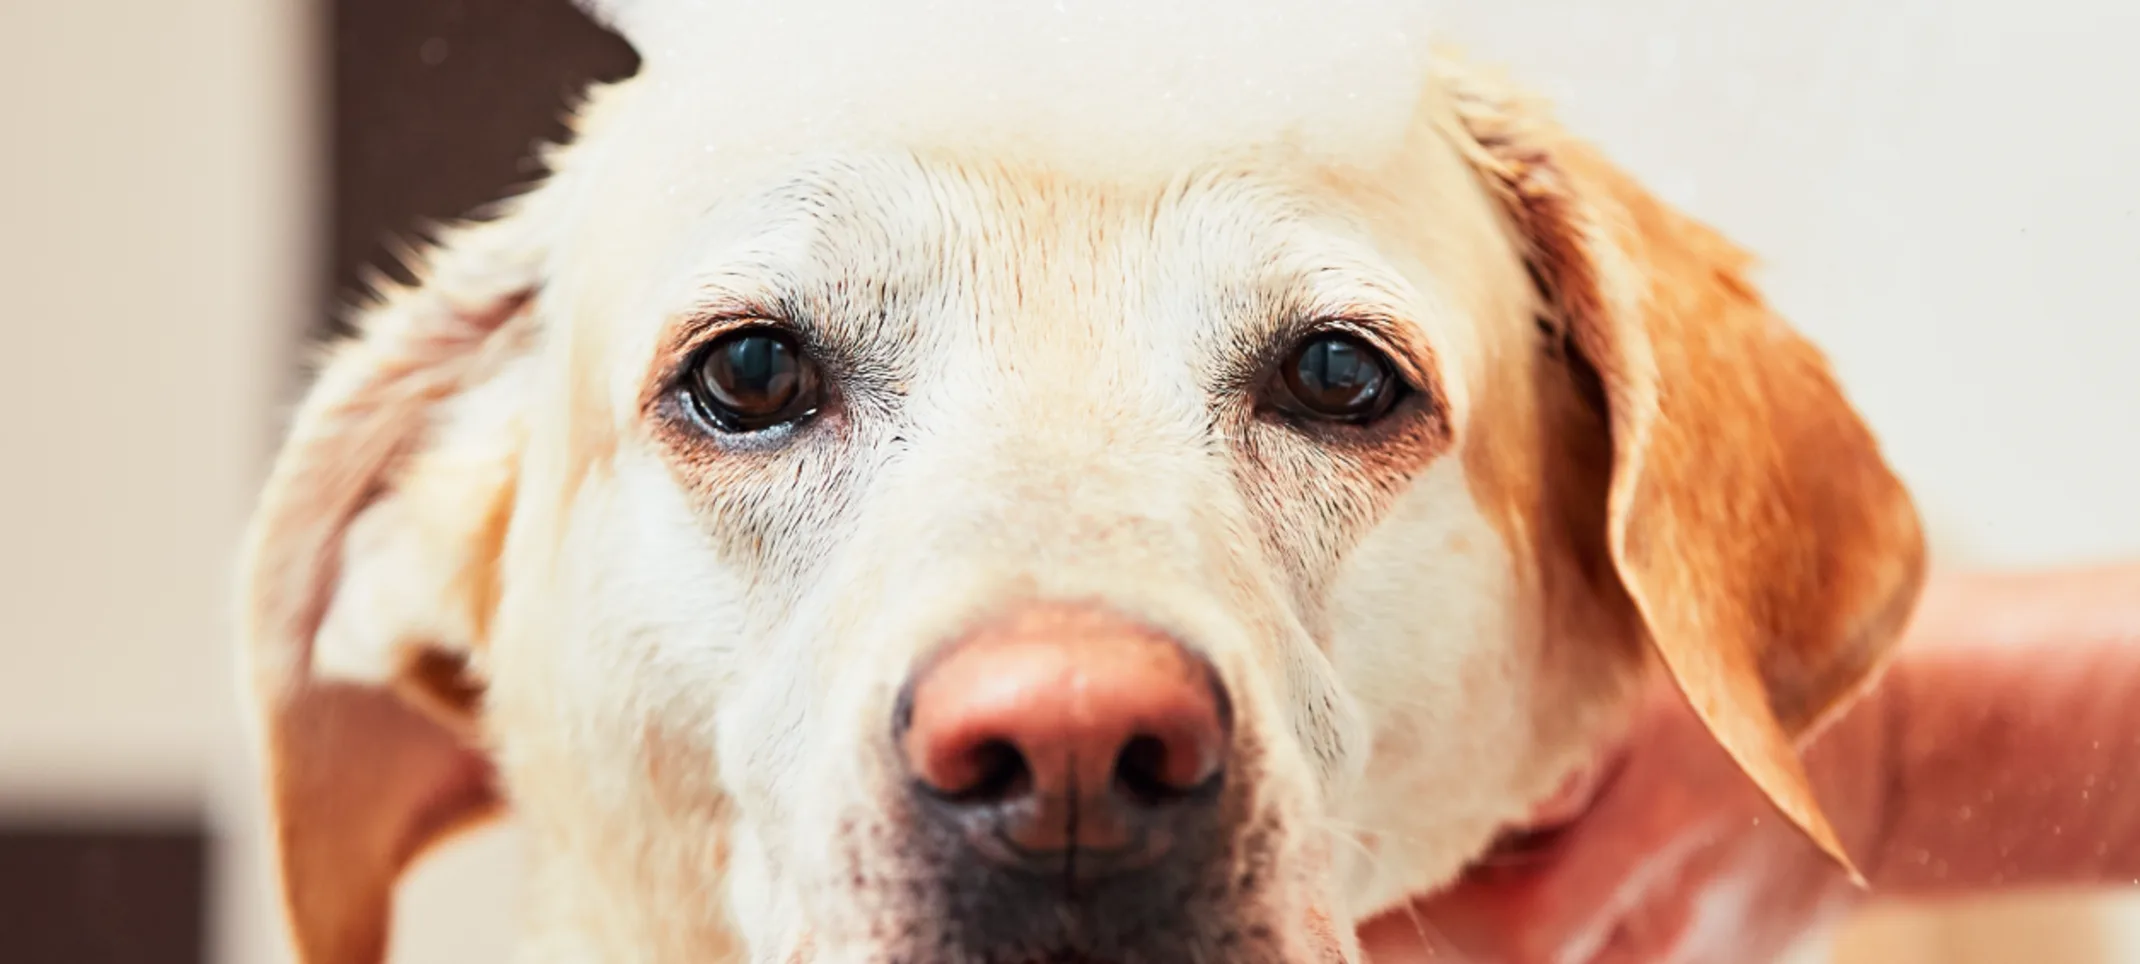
[677,325,826,434]
[1261,329,1412,427]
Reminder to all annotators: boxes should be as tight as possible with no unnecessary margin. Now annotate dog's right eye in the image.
[1268,332,1405,424]
[682,328,824,433]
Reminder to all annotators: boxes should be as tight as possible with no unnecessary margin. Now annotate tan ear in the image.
[240,203,546,963]
[1441,61,1927,876]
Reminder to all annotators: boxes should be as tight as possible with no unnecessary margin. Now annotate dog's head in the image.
[241,5,1923,961]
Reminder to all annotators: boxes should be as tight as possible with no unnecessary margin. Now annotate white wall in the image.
[1431,1,2140,959]
[1435,0,2140,567]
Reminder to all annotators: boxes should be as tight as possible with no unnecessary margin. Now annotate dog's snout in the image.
[896,603,1231,873]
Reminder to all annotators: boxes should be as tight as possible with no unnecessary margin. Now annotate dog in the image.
[240,2,1926,961]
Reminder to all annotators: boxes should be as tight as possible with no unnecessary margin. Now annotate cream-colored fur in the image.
[241,4,1923,962]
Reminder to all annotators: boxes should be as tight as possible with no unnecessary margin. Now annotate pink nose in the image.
[897,603,1231,860]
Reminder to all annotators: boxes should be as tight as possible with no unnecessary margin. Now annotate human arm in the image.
[1358,563,2140,963]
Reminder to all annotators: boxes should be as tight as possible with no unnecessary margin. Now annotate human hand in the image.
[1359,562,2140,962]
[1356,684,1878,963]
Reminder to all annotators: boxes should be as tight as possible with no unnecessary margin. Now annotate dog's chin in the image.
[790,859,1354,964]
[791,774,1353,963]
[861,819,1316,962]
[908,871,1291,964]
[795,906,1352,964]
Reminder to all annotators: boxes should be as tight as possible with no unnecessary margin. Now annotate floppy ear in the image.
[240,202,548,963]
[1440,62,1927,876]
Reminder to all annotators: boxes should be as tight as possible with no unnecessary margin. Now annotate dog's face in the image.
[242,8,1924,963]
[503,134,1603,962]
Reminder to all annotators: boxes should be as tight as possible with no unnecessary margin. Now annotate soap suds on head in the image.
[601,0,1442,177]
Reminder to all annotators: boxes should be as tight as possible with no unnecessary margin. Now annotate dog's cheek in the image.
[480,458,774,946]
[1305,458,1561,913]
[722,816,810,960]
[710,687,814,955]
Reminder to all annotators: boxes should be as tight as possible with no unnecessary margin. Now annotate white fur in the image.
[277,4,1635,961]
[471,101,1599,958]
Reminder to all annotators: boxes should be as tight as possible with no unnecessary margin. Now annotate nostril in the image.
[1113,735,1174,804]
[1113,733,1221,805]
[950,738,1031,803]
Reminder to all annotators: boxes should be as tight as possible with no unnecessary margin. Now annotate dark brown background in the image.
[0,826,207,964]
[0,3,634,962]
[326,0,636,337]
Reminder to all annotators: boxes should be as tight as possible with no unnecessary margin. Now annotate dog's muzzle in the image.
[885,602,1267,959]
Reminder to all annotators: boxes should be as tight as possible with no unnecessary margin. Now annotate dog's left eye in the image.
[1269,332,1404,423]
[682,328,824,433]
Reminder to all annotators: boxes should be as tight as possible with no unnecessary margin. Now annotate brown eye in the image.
[1274,333,1403,422]
[685,328,823,432]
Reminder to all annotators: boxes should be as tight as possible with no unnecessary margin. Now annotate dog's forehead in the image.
[535,41,1522,457]
[564,143,1490,424]
[632,151,1414,308]
[548,0,1445,291]
[612,0,1437,180]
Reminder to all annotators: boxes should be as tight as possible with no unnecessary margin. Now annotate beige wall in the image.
[0,2,2132,962]
[0,1,305,962]
[0,0,297,801]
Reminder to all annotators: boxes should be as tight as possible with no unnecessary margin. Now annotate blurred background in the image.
[0,1,2133,961]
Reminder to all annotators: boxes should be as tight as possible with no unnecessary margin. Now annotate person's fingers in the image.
[1354,906,1477,962]
[1372,716,1762,961]
[1368,815,1709,964]
[1499,768,1741,959]
[1362,690,1811,964]
[1588,887,1698,964]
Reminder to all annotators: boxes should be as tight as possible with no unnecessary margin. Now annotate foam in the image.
[591,0,1441,177]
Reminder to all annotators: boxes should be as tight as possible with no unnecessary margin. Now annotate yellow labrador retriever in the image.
[241,2,1924,961]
